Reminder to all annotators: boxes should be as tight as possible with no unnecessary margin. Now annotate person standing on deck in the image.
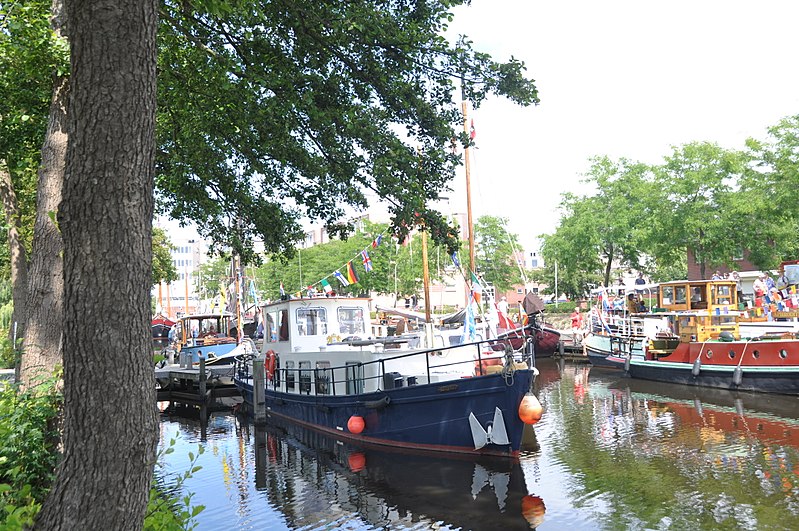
[570,307,583,346]
[497,296,509,315]
[729,271,743,305]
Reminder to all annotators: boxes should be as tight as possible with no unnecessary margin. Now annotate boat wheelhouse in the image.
[176,311,241,365]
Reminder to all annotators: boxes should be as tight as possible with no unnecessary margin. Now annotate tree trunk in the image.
[18,73,68,388]
[0,163,28,356]
[34,0,158,528]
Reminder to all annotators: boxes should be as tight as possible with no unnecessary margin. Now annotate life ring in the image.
[265,349,277,380]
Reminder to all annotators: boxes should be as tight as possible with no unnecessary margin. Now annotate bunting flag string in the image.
[282,230,393,298]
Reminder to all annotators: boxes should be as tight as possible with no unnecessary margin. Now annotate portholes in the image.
[705,350,713,359]
[752,350,760,359]
[780,349,788,359]
[728,350,736,359]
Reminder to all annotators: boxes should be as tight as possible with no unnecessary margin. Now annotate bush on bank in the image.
[0,376,203,530]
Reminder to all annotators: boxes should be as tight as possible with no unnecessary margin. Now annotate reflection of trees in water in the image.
[237,414,541,530]
[540,364,799,529]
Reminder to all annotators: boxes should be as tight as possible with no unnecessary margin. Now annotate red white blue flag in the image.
[361,250,373,272]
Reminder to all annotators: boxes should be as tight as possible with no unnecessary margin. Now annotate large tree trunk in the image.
[34,0,158,528]
[18,73,68,388]
[0,163,28,355]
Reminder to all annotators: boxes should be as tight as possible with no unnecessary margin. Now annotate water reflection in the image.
[242,414,544,530]
[541,361,799,529]
[158,359,799,530]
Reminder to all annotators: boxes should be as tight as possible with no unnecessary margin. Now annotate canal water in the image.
[158,358,799,530]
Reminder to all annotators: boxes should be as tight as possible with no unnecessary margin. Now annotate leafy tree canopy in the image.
[155,0,539,265]
[474,215,524,292]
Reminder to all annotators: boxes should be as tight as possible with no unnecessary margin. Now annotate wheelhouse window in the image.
[712,285,733,306]
[296,307,328,336]
[675,286,687,305]
[265,312,277,343]
[278,309,290,341]
[662,286,674,305]
[337,306,366,335]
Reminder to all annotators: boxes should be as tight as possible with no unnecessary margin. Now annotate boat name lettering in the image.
[437,384,459,393]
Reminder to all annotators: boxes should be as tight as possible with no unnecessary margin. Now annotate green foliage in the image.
[0,0,68,257]
[144,435,205,531]
[0,384,204,531]
[474,215,524,292]
[154,0,538,264]
[0,376,61,528]
[152,227,179,286]
[253,221,451,300]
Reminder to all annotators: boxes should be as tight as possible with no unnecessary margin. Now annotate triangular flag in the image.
[320,278,333,294]
[469,118,476,140]
[346,260,360,284]
[334,270,350,287]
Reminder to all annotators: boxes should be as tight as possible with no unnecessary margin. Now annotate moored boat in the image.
[234,294,542,458]
[174,311,246,365]
[615,279,799,395]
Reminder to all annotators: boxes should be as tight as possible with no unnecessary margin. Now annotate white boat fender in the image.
[469,407,510,450]
[692,358,702,376]
[624,355,631,373]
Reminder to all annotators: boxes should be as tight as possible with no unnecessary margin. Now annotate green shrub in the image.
[0,376,61,529]
[0,380,204,530]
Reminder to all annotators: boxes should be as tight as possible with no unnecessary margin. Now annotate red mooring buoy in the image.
[347,415,365,434]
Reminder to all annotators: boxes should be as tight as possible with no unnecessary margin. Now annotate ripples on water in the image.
[159,358,799,530]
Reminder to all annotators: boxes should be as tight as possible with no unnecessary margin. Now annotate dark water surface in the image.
[158,358,799,530]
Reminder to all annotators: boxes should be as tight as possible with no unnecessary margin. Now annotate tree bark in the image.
[0,163,28,358]
[18,73,68,388]
[34,0,158,528]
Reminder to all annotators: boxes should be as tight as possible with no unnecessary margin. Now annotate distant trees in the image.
[540,121,799,300]
[474,215,525,293]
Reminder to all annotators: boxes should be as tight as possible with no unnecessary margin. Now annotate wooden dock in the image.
[155,356,241,405]
[553,330,589,362]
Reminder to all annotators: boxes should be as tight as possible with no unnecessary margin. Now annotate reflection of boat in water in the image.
[235,295,541,458]
[607,377,799,450]
[246,413,546,530]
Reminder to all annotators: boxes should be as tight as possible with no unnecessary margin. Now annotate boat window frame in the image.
[315,361,332,395]
[296,307,328,337]
[284,360,296,391]
[336,306,366,335]
[299,360,312,394]
[345,361,364,395]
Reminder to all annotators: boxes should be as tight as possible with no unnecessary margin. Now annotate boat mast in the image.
[461,81,476,301]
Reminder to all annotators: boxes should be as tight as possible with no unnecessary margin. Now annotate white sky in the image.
[441,0,799,251]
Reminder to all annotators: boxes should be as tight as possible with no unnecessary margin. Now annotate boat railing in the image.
[235,337,532,399]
